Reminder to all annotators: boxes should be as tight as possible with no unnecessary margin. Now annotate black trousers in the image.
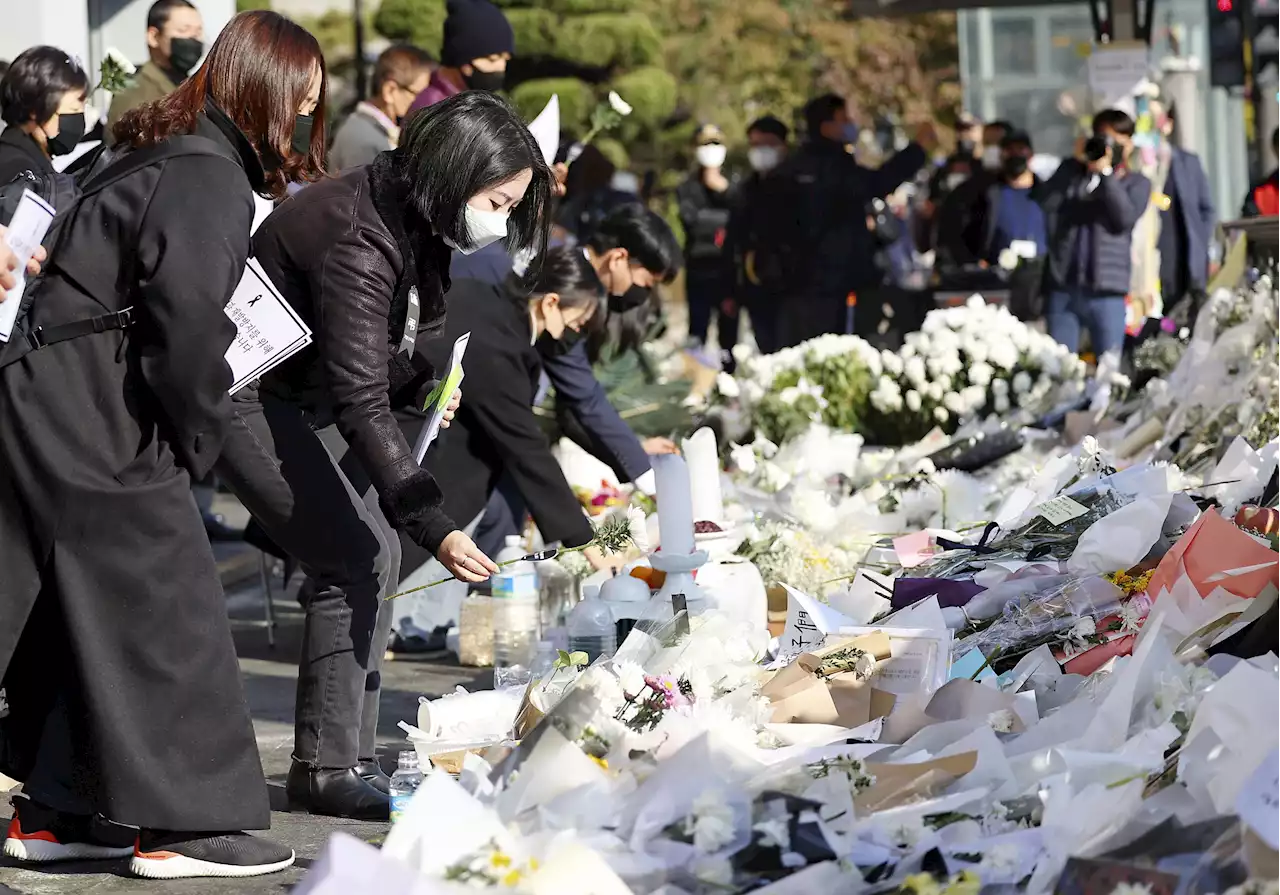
[216,389,400,769]
[686,265,737,356]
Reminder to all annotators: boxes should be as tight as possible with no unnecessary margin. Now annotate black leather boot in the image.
[285,762,389,820]
[355,758,391,795]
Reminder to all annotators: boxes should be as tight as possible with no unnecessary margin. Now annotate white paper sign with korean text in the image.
[223,258,311,394]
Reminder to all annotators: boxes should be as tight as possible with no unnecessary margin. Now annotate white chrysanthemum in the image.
[943,391,965,414]
[692,855,734,886]
[880,349,904,376]
[989,341,1019,371]
[730,442,757,475]
[1012,371,1033,394]
[105,47,137,75]
[904,356,928,386]
[906,389,923,412]
[686,790,737,854]
[627,506,651,553]
[987,709,1017,733]
[980,843,1021,874]
[966,362,992,389]
[1118,599,1147,634]
[607,91,633,116]
[715,371,740,399]
[753,816,790,850]
[612,660,648,699]
[934,406,949,423]
[994,393,1010,414]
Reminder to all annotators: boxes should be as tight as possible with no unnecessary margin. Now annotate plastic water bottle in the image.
[389,751,423,825]
[492,554,540,690]
[567,585,617,662]
[529,640,559,681]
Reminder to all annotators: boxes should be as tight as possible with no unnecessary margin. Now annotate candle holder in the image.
[646,547,710,625]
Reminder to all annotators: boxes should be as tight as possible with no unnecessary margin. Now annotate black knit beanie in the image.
[441,0,516,68]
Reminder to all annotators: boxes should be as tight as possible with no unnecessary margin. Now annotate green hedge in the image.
[551,14,662,69]
[373,0,444,52]
[505,7,557,58]
[509,78,596,132]
[609,66,677,132]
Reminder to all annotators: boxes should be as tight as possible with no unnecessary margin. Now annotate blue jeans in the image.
[1046,288,1127,355]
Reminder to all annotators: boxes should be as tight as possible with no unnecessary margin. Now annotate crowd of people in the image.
[0,0,1274,883]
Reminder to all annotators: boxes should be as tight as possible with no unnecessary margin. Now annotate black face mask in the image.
[46,113,85,157]
[608,283,651,314]
[1001,155,1030,180]
[462,68,505,92]
[168,37,204,78]
[291,114,314,156]
[536,326,585,359]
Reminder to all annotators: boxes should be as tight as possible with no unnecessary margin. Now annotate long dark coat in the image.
[0,103,270,831]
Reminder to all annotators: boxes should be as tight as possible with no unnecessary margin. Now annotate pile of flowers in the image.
[717,298,1088,448]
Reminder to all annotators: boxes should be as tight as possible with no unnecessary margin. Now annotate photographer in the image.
[1038,109,1151,359]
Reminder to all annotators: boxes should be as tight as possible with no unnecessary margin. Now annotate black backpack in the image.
[0,135,238,368]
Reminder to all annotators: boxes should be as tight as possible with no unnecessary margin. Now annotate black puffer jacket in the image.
[252,150,456,551]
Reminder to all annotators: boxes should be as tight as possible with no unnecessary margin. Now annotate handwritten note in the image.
[1236,748,1279,850]
[1036,495,1089,526]
[223,258,311,394]
[0,189,56,342]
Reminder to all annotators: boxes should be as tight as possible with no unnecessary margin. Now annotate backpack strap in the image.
[76,134,241,200]
[26,307,135,351]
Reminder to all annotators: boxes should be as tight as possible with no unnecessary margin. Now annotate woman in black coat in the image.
[424,246,603,553]
[0,11,326,879]
[0,47,89,186]
[215,90,553,820]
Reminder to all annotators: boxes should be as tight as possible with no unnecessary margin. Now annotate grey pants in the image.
[217,388,400,769]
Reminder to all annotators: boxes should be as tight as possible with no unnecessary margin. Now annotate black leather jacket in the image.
[252,151,456,552]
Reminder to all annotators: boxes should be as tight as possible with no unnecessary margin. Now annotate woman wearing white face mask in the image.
[214,90,552,821]
[676,123,737,364]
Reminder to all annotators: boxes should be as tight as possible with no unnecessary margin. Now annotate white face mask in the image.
[747,146,781,172]
[945,172,968,191]
[696,143,727,169]
[982,145,1002,169]
[444,204,508,255]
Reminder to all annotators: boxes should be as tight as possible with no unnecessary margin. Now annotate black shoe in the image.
[4,795,135,863]
[386,627,447,655]
[131,830,294,879]
[203,513,244,542]
[285,762,389,820]
[356,758,391,795]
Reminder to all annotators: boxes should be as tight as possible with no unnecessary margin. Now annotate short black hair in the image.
[1092,108,1135,137]
[0,46,88,128]
[803,93,845,138]
[748,115,789,142]
[984,119,1014,136]
[509,244,605,334]
[586,203,683,283]
[148,0,197,32]
[1000,130,1033,151]
[399,90,552,262]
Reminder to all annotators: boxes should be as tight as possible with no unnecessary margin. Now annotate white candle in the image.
[652,453,695,555]
[683,427,723,524]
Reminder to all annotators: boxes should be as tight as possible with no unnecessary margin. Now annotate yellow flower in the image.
[489,852,512,869]
[943,870,982,895]
[904,873,943,895]
[588,754,610,771]
[501,869,524,887]
[529,858,540,871]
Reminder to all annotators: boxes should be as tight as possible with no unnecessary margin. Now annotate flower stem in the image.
[383,544,591,601]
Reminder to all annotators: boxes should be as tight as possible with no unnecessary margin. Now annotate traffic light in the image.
[1209,0,1247,88]
[1252,0,1279,91]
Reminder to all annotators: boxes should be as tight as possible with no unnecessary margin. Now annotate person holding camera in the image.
[1037,109,1151,360]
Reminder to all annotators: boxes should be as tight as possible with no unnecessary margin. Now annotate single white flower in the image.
[730,442,757,475]
[998,248,1020,271]
[105,47,137,76]
[934,406,949,423]
[685,790,737,854]
[715,371,740,399]
[626,506,651,553]
[753,816,790,850]
[1067,616,1097,651]
[612,660,648,699]
[994,393,1010,414]
[781,850,808,868]
[987,708,1017,733]
[607,91,632,116]
[1118,599,1147,634]
[886,816,927,849]
[906,389,923,412]
[968,361,994,387]
[1012,371,1033,394]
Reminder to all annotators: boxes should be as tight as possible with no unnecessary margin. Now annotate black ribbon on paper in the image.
[935,521,1000,555]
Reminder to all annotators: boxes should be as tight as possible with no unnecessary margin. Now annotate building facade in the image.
[0,0,235,104]
[957,0,1253,216]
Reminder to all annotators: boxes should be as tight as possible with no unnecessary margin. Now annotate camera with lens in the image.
[1083,134,1117,165]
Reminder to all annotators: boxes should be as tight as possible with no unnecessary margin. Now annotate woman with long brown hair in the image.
[0,10,325,879]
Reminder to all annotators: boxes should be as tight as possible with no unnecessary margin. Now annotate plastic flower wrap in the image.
[956,574,1124,664]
